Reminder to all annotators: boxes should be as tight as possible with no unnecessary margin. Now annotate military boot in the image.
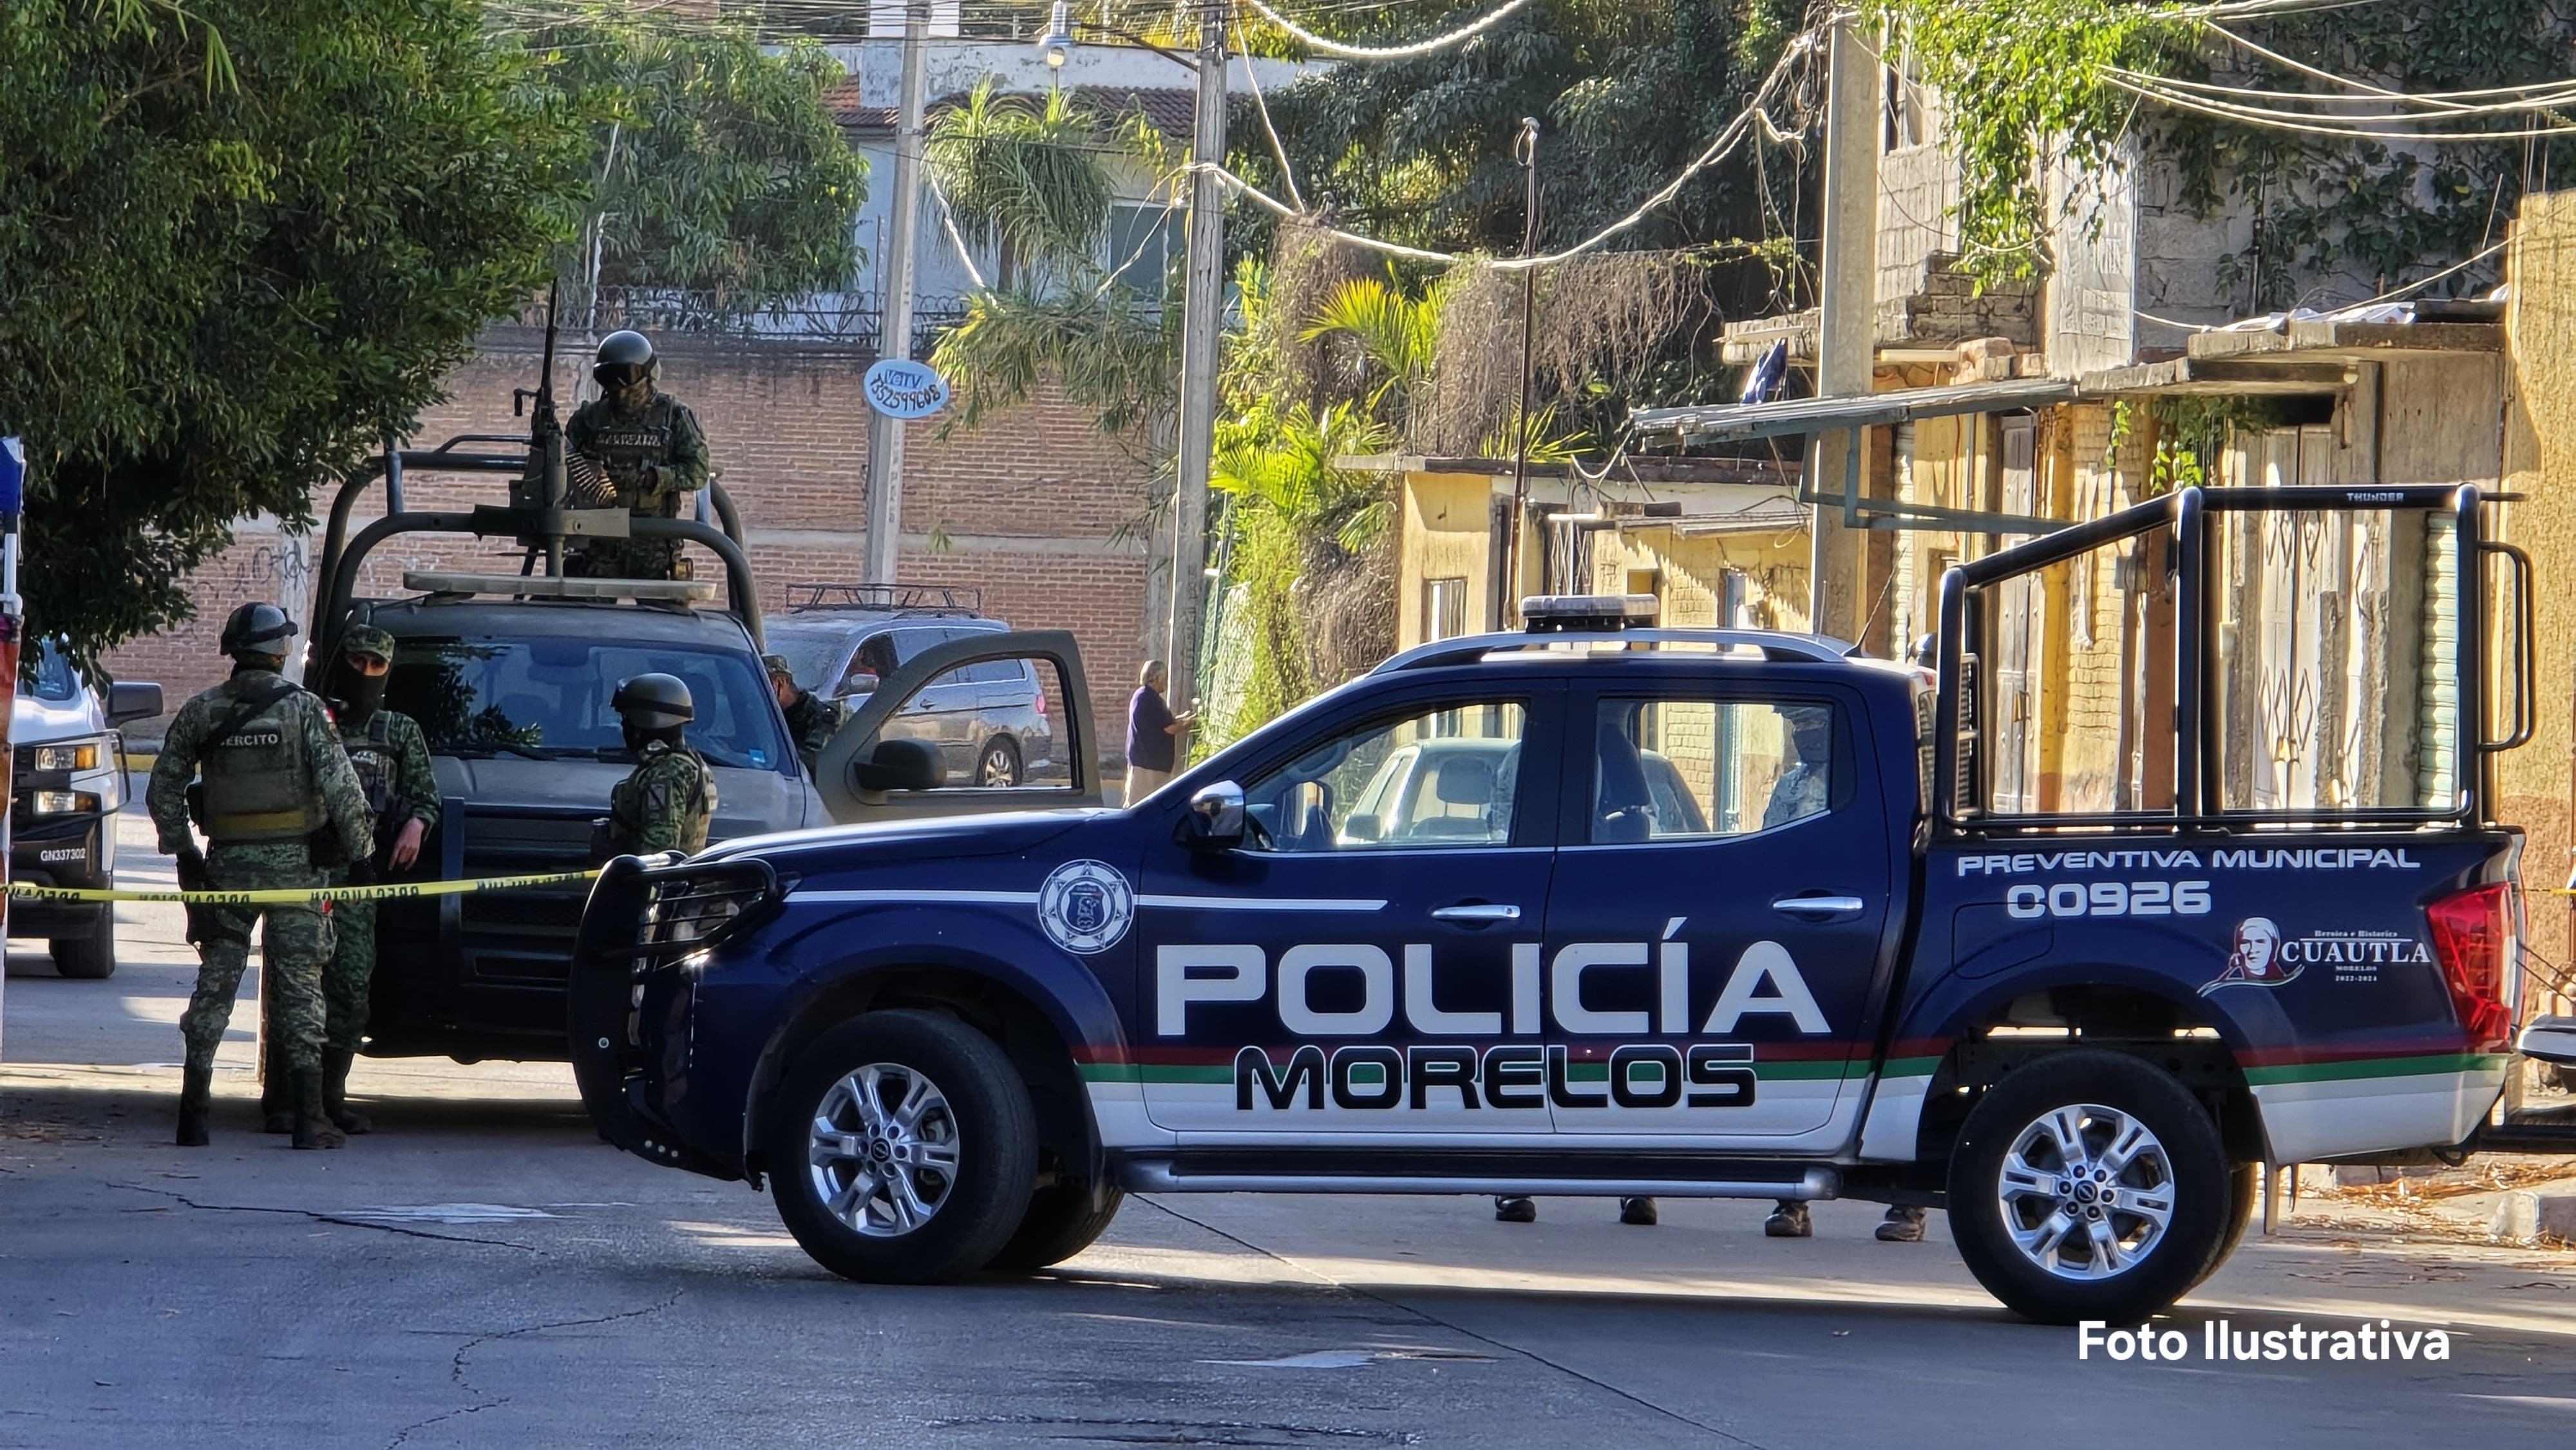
[322,1048,372,1135]
[263,1056,295,1133]
[290,1067,346,1151]
[176,1066,213,1147]
[260,1037,292,1134]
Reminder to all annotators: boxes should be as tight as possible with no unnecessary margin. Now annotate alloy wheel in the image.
[806,1062,963,1238]
[1994,1102,2177,1280]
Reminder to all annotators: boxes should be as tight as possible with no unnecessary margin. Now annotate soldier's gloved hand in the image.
[344,856,379,887]
[174,846,207,890]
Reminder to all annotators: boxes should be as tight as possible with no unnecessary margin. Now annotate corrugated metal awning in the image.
[1631,378,2076,446]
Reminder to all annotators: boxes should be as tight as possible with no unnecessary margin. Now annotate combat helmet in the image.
[594,330,658,391]
[218,603,298,661]
[611,673,695,730]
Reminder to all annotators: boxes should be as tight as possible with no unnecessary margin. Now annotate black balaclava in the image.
[332,659,389,722]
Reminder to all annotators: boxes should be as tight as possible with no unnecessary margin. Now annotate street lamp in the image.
[1042,1,1073,68]
[1035,3,1203,73]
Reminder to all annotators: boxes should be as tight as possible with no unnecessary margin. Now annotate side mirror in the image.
[1341,812,1381,843]
[850,736,943,793]
[106,681,164,726]
[838,672,880,698]
[1184,780,1247,851]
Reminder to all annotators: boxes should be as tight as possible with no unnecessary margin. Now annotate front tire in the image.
[765,1010,1037,1284]
[1947,1050,2228,1324]
[50,910,116,979]
[989,1182,1124,1272]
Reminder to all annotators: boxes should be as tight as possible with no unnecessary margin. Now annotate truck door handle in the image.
[1432,903,1522,924]
[1771,895,1866,918]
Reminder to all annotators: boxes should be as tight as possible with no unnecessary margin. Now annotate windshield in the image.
[386,636,791,773]
[28,640,79,702]
[761,626,855,693]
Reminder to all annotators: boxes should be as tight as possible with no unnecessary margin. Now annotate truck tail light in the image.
[2426,881,2516,1051]
[1034,684,1046,719]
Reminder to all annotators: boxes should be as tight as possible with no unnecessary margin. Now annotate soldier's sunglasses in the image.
[596,363,652,389]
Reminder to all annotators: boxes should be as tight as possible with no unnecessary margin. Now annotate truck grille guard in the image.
[567,853,780,1180]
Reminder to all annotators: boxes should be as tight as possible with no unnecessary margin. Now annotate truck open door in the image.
[813,629,1105,824]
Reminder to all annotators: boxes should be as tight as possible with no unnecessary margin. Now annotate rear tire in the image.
[1947,1050,2228,1324]
[50,911,116,979]
[989,1182,1124,1272]
[765,1010,1037,1285]
[2193,1162,2259,1288]
[977,736,1022,787]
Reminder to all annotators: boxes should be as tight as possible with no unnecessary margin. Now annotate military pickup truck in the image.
[572,484,2554,1324]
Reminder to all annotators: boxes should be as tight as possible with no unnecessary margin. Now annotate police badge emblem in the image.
[1038,859,1133,955]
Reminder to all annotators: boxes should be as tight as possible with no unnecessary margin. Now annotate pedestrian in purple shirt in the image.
[1124,659,1193,804]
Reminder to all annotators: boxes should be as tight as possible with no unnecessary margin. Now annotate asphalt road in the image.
[3,802,2572,1448]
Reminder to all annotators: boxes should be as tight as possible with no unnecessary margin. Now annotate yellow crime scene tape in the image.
[6,869,599,907]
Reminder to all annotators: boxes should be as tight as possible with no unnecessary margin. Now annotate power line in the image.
[2109,71,2576,140]
[1203,23,1819,270]
[1240,0,1534,61]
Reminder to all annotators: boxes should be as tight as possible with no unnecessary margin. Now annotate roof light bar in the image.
[1521,594,1658,633]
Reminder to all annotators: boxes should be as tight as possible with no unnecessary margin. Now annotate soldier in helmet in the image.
[258,625,440,1135]
[765,654,842,773]
[565,330,710,582]
[146,603,375,1150]
[598,673,718,858]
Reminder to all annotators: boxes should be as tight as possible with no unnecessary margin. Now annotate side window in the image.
[1244,702,1526,852]
[838,633,898,696]
[1592,697,1839,843]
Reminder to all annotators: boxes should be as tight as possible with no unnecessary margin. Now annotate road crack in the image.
[383,1290,683,1449]
[1138,1196,1768,1449]
[107,1182,539,1251]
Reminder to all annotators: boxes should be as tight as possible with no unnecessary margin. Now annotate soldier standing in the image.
[766,654,842,773]
[148,603,375,1150]
[565,330,710,582]
[306,626,439,1134]
[599,673,717,858]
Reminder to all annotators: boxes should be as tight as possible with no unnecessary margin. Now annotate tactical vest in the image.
[199,688,325,843]
[589,397,676,485]
[340,711,398,823]
[609,744,717,855]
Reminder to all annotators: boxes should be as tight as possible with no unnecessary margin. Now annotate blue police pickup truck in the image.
[572,484,2545,1324]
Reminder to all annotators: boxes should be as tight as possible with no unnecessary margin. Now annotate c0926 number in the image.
[2005,880,2210,919]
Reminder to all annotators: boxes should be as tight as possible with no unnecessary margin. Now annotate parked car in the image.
[1329,735,1704,848]
[10,640,162,977]
[764,588,1056,788]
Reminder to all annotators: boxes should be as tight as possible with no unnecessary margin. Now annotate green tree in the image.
[927,86,1180,438]
[531,6,869,318]
[0,0,587,666]
[1251,0,1808,256]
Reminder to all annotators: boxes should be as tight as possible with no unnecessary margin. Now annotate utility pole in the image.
[1810,13,1878,639]
[864,0,931,586]
[1502,118,1540,615]
[1166,0,1226,716]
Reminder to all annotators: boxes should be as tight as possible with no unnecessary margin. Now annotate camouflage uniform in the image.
[606,740,717,856]
[766,654,843,772]
[1762,762,1830,829]
[565,388,710,581]
[325,703,440,1053]
[146,670,374,1075]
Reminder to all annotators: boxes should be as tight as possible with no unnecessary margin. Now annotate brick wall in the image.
[104,329,1156,755]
